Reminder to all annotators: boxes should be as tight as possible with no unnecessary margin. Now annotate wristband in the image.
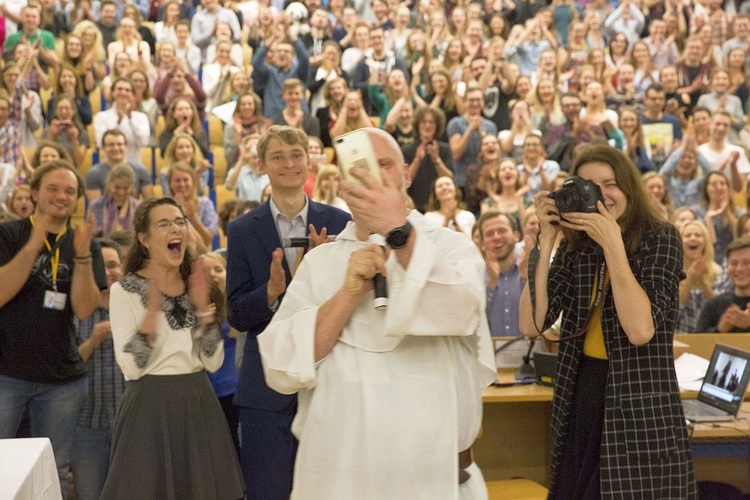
[196,303,216,318]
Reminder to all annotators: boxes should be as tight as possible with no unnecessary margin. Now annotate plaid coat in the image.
[530,222,697,499]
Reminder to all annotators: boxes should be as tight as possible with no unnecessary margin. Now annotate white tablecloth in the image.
[0,438,62,500]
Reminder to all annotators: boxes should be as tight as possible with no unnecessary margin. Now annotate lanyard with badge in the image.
[31,215,68,311]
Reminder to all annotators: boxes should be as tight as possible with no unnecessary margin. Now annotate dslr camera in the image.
[547,176,604,213]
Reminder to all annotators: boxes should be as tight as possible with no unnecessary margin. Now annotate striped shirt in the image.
[0,79,24,167]
[75,307,127,430]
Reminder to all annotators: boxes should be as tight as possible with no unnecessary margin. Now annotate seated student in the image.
[86,130,154,202]
[86,165,140,238]
[224,134,269,202]
[160,133,212,196]
[697,237,750,333]
[203,37,241,112]
[159,97,210,159]
[271,78,321,139]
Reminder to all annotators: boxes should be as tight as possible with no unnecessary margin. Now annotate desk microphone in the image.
[515,337,537,381]
[369,234,388,310]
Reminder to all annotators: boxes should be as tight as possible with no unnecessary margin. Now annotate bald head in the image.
[364,128,410,190]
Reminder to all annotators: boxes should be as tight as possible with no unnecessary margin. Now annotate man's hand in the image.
[718,304,750,332]
[91,321,113,346]
[469,115,483,131]
[267,248,286,306]
[342,244,387,300]
[73,214,96,258]
[340,167,408,236]
[28,213,52,253]
[425,140,440,162]
[309,224,333,247]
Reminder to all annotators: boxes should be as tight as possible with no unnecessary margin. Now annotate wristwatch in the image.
[385,221,413,249]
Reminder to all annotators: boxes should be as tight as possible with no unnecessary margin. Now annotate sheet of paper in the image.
[211,101,237,125]
[674,352,710,392]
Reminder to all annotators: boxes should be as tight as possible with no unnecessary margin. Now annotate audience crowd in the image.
[2,0,750,496]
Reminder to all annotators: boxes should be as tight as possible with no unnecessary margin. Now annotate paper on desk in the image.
[674,352,710,392]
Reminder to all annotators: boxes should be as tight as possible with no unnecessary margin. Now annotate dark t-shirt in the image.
[482,79,512,132]
[0,218,108,383]
[403,141,455,213]
[696,292,750,333]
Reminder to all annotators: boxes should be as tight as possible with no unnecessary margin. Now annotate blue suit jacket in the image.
[226,199,351,411]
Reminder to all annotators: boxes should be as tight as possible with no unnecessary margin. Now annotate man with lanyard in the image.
[0,160,107,499]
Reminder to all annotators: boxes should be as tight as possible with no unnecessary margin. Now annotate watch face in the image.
[387,222,412,248]
[388,230,408,248]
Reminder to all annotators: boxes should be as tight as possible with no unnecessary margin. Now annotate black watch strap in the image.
[385,221,413,249]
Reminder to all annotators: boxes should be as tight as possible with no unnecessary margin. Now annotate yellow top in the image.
[583,270,609,360]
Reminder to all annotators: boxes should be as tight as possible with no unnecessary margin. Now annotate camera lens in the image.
[553,188,580,213]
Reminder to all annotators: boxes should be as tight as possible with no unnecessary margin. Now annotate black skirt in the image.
[101,370,245,500]
[553,355,608,500]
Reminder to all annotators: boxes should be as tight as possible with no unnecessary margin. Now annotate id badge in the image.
[43,290,67,310]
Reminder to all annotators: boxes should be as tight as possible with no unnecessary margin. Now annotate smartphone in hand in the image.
[333,130,383,186]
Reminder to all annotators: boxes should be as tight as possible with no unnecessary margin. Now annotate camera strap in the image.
[530,254,608,344]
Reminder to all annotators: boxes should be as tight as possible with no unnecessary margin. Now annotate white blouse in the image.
[110,273,224,381]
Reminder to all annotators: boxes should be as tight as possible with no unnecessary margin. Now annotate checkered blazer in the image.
[530,221,697,499]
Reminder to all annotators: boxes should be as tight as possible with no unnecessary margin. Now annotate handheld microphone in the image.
[368,234,388,310]
[283,237,312,248]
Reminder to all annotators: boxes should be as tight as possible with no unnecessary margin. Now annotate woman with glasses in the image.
[102,197,245,499]
[520,145,696,499]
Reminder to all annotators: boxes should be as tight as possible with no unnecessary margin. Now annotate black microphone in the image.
[283,237,312,248]
[369,234,387,310]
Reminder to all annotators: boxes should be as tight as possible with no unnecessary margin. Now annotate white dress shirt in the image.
[94,108,151,166]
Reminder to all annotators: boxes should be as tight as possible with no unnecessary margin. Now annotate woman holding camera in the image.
[519,145,696,499]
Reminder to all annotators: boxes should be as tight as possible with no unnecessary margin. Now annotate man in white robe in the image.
[258,128,497,500]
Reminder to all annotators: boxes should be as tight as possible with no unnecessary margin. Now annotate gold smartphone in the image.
[333,130,383,185]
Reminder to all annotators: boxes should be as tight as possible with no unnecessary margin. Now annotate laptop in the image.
[682,344,750,422]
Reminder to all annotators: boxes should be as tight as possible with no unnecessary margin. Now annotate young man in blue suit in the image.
[226,125,351,500]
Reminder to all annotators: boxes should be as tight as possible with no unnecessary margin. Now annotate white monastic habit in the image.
[259,210,497,500]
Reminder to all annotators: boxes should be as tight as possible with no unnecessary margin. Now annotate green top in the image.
[3,29,56,60]
[368,84,422,130]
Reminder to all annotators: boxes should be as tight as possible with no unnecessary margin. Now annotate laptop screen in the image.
[698,344,750,416]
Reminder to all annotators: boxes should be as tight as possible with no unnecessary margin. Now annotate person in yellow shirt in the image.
[520,145,697,499]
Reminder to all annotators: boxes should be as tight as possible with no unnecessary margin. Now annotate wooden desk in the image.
[477,371,750,492]
[674,333,750,360]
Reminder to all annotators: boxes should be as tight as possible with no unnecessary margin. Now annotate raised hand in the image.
[73,214,96,258]
[309,224,333,247]
[267,248,286,306]
[188,259,212,311]
[340,167,409,237]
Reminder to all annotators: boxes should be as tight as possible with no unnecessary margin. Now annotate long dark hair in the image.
[125,197,193,285]
[564,145,663,254]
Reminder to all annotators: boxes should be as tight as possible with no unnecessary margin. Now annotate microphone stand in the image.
[515,337,537,381]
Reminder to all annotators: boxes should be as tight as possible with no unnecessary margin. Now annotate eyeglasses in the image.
[104,142,127,148]
[152,217,189,230]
